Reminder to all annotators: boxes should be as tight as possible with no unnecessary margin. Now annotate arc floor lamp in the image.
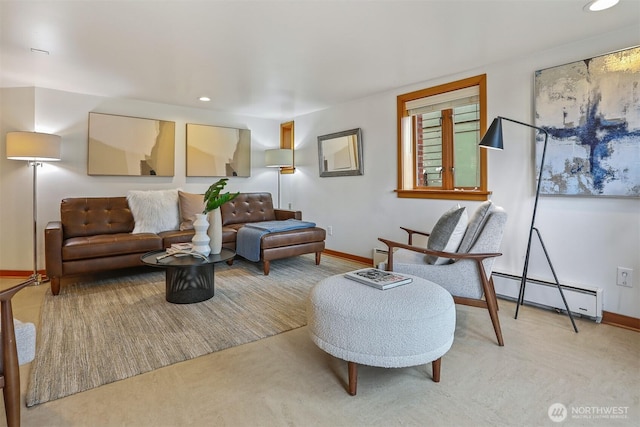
[265,148,293,209]
[479,117,578,333]
[6,131,62,285]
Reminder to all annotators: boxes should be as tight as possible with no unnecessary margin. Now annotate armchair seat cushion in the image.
[0,319,35,369]
[14,319,35,366]
[383,250,483,300]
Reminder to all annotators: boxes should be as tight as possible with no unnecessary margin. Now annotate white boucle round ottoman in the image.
[307,273,455,395]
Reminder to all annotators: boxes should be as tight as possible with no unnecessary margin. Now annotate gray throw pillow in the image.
[425,205,468,265]
[457,200,493,253]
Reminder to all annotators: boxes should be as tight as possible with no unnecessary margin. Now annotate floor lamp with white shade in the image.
[6,131,62,285]
[264,148,293,209]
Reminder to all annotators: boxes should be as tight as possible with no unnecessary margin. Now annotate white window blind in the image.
[406,86,479,115]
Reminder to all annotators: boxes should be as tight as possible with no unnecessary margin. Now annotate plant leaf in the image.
[202,178,239,213]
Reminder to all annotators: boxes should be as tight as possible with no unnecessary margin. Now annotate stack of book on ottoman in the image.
[344,268,412,290]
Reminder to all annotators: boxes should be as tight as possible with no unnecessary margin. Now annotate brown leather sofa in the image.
[45,192,325,295]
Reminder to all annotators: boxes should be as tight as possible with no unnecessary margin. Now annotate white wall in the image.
[0,87,281,272]
[288,26,640,318]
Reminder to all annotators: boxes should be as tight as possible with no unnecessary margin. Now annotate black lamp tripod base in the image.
[515,227,579,333]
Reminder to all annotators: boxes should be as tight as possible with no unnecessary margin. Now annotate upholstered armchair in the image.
[379,201,507,346]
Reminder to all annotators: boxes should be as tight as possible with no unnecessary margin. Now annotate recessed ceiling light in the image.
[199,96,211,102]
[584,0,619,12]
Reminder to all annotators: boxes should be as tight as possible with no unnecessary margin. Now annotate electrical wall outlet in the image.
[288,202,292,210]
[617,267,633,288]
[327,226,333,236]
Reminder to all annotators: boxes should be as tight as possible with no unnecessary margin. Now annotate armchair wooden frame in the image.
[0,278,35,427]
[379,227,504,346]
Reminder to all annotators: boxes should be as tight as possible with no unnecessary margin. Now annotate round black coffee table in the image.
[141,248,235,304]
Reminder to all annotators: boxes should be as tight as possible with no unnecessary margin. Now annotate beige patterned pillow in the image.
[178,191,205,231]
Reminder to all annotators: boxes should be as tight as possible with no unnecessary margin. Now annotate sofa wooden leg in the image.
[51,277,61,295]
[226,258,234,266]
[263,261,270,275]
[315,252,322,265]
[432,357,441,382]
[347,361,357,396]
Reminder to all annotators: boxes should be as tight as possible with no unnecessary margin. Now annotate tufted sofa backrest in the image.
[61,197,135,238]
[220,192,276,226]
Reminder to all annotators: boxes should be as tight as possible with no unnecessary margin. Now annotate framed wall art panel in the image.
[88,112,175,176]
[534,46,640,197]
[186,123,251,177]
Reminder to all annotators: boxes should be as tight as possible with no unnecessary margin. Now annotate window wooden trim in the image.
[280,121,295,174]
[396,74,489,201]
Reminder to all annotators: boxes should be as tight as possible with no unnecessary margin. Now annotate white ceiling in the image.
[1,0,639,120]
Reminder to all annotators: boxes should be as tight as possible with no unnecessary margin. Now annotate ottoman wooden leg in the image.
[347,361,358,396]
[432,357,441,382]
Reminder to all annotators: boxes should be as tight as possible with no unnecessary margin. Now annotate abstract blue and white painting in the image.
[534,46,639,197]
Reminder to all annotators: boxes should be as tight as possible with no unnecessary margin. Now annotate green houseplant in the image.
[203,178,239,214]
[200,178,239,254]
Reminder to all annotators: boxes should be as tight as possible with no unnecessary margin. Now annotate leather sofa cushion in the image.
[62,197,134,238]
[221,193,276,226]
[62,233,162,261]
[159,228,236,247]
[261,227,326,249]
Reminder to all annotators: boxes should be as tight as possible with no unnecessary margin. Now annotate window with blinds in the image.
[396,74,489,201]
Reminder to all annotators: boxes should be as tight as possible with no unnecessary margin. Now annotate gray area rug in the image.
[26,254,364,406]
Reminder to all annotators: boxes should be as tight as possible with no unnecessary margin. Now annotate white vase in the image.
[191,213,211,256]
[207,208,223,255]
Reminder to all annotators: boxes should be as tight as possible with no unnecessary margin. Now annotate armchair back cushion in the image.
[457,200,493,253]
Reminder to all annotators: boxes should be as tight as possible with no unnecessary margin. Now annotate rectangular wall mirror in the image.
[88,112,175,176]
[318,128,363,177]
[186,123,251,177]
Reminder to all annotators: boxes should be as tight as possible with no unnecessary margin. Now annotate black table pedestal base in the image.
[165,264,214,304]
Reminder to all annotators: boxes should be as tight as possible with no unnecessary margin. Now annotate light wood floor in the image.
[1,274,639,427]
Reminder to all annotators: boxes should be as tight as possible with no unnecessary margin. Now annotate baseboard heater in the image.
[492,272,603,323]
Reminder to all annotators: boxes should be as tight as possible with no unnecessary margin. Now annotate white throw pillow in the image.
[127,189,181,234]
[425,205,468,265]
